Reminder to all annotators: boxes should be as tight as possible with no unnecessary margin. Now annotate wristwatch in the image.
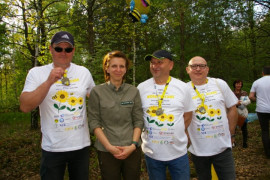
[131,141,139,148]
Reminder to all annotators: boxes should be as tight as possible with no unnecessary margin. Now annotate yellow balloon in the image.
[211,164,219,180]
[126,0,150,22]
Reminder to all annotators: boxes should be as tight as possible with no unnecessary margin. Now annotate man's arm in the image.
[184,111,193,131]
[249,92,256,102]
[184,111,193,145]
[20,67,64,113]
[227,105,238,136]
[20,81,53,112]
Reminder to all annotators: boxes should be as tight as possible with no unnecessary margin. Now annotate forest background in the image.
[1,0,270,179]
[0,0,270,123]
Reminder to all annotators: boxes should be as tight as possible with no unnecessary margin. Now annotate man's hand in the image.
[47,67,65,85]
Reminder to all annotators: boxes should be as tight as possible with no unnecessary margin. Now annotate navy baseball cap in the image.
[145,50,173,61]
[51,31,74,47]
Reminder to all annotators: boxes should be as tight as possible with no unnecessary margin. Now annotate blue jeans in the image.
[191,148,235,180]
[145,154,190,180]
[257,112,270,158]
[40,146,90,180]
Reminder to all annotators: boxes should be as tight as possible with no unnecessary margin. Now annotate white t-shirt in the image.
[138,77,196,161]
[187,78,238,156]
[22,63,95,152]
[250,76,270,113]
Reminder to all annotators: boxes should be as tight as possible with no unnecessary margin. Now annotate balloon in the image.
[126,0,150,23]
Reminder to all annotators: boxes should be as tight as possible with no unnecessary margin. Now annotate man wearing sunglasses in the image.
[20,31,95,180]
[186,56,238,180]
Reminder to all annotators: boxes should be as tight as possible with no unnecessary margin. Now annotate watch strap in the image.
[131,141,139,147]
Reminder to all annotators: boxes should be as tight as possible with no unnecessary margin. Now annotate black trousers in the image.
[97,147,141,180]
[257,112,270,158]
[40,146,90,180]
[241,121,248,146]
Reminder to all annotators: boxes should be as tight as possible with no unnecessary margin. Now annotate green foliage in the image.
[0,0,269,112]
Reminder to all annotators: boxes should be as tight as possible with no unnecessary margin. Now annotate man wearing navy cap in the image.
[137,50,196,180]
[20,31,95,179]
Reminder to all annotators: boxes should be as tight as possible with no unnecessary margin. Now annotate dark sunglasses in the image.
[54,47,74,53]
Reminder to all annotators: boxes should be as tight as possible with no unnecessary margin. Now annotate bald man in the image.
[186,56,238,180]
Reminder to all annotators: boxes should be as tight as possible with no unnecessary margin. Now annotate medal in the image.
[156,108,164,116]
[198,107,206,114]
[61,70,70,86]
[61,77,70,86]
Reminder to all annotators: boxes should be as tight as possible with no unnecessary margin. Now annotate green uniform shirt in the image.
[88,82,144,152]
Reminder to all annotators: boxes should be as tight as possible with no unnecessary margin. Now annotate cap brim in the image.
[144,55,167,61]
[144,55,153,61]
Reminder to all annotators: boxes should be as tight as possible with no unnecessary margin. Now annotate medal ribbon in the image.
[62,69,70,86]
[191,79,208,108]
[157,76,171,109]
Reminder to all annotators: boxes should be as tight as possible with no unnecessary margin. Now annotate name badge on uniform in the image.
[121,101,134,105]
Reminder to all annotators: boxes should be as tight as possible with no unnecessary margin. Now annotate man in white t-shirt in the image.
[20,31,95,180]
[137,50,196,180]
[249,66,270,158]
[186,56,238,180]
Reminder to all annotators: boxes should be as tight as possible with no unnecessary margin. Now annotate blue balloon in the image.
[140,14,148,23]
[141,14,148,20]
[130,0,135,11]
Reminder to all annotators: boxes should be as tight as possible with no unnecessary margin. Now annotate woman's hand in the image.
[113,145,136,160]
[106,144,122,155]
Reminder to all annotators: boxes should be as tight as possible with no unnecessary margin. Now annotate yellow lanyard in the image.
[63,70,68,76]
[191,79,208,107]
[156,76,171,109]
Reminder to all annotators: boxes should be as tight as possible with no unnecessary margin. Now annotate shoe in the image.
[243,143,248,148]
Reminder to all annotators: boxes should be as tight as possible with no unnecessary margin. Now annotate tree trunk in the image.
[179,4,186,80]
[87,0,96,56]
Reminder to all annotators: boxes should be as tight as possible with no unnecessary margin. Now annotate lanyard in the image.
[191,79,208,107]
[155,76,171,109]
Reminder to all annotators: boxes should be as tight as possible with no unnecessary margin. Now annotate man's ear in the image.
[169,61,174,70]
[186,66,190,74]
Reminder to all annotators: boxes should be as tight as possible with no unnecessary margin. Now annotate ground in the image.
[0,113,270,180]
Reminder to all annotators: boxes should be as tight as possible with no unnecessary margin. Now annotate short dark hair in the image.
[233,79,243,89]
[263,66,270,75]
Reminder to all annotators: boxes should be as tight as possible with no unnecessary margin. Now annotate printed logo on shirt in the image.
[51,90,84,113]
[144,106,175,127]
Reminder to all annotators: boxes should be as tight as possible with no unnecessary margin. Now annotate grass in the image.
[1,112,270,180]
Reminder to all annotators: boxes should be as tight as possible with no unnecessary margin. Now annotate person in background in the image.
[88,51,144,180]
[249,66,270,159]
[138,50,195,180]
[20,31,95,180]
[233,79,251,148]
[186,56,238,180]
